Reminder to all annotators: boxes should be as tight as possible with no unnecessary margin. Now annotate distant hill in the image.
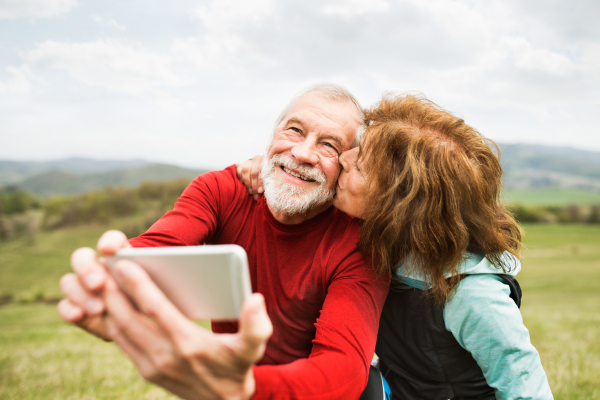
[1,161,209,195]
[0,158,151,186]
[1,143,600,195]
[499,144,600,191]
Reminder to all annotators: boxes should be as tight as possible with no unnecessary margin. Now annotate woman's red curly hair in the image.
[359,93,522,302]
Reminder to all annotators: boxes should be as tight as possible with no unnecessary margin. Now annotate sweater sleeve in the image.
[444,274,554,400]
[128,169,230,247]
[252,251,390,400]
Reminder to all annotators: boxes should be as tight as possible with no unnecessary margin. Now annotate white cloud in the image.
[0,0,77,19]
[0,65,30,94]
[92,15,126,31]
[321,0,390,20]
[24,40,190,95]
[507,36,579,77]
[3,0,600,165]
[193,0,275,30]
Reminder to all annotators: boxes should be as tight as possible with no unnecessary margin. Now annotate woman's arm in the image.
[444,274,554,400]
[236,155,264,200]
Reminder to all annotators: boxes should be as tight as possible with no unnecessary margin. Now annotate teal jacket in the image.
[396,253,554,400]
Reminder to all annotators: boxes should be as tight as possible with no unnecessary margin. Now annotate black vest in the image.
[376,274,522,400]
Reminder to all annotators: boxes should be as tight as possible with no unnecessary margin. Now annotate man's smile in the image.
[279,164,317,183]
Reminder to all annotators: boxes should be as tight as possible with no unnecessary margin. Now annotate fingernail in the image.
[258,187,263,193]
[64,303,82,320]
[248,189,253,195]
[68,307,82,320]
[85,298,104,314]
[84,272,103,290]
[253,194,259,201]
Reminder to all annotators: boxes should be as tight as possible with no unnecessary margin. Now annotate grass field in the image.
[1,223,600,399]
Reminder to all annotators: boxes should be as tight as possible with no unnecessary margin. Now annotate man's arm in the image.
[58,170,229,338]
[129,170,225,247]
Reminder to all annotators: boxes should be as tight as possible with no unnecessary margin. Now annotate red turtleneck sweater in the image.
[129,165,389,399]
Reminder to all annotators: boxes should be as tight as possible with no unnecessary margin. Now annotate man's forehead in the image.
[283,93,360,146]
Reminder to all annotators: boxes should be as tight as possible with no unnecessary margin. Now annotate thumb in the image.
[237,293,272,364]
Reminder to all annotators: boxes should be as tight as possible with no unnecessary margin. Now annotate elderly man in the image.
[57,83,389,399]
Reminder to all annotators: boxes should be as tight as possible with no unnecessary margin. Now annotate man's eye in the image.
[324,142,338,151]
[290,127,301,133]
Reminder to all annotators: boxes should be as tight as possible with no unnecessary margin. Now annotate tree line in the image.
[0,179,190,242]
[1,182,599,243]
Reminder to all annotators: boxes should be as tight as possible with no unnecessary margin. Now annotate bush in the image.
[508,204,546,223]
[137,179,189,209]
[507,203,600,224]
[0,187,41,216]
[588,205,600,224]
[0,213,40,243]
[42,187,139,230]
[40,179,191,231]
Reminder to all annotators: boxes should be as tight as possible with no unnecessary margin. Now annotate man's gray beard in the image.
[261,154,335,216]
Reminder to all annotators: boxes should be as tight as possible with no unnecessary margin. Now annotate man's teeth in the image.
[282,166,314,182]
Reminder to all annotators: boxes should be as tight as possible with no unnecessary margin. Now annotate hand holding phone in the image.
[105,245,252,320]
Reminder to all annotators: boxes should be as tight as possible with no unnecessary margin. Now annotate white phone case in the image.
[105,245,252,320]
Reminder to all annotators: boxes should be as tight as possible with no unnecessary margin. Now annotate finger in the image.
[57,298,112,340]
[71,247,108,292]
[97,230,131,256]
[236,293,272,364]
[242,161,253,195]
[60,273,105,315]
[102,271,169,348]
[57,298,85,322]
[235,162,244,181]
[250,155,263,195]
[103,314,156,377]
[110,259,204,343]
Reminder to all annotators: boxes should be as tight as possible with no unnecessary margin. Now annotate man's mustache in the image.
[267,154,327,184]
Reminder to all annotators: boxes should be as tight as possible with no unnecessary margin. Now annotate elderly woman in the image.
[239,93,553,399]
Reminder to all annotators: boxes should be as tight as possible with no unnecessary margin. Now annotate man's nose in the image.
[290,137,319,166]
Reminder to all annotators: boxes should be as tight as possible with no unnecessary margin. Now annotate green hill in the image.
[0,158,150,186]
[500,144,600,191]
[17,164,208,195]
[2,143,600,196]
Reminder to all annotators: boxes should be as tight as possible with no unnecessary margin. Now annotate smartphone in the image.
[105,245,252,320]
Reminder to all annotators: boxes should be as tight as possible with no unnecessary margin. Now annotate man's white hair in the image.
[274,83,365,146]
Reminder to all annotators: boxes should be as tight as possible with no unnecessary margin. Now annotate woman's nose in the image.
[339,152,351,171]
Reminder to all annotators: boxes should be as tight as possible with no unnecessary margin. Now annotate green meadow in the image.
[1,223,599,399]
[503,188,600,205]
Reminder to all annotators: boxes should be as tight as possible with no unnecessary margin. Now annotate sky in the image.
[1,0,599,169]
